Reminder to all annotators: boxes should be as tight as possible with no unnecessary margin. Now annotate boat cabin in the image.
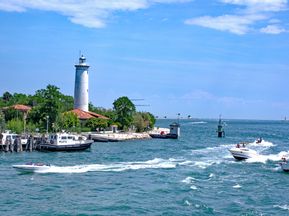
[48,133,87,145]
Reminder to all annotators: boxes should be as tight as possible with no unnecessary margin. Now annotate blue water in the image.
[1,119,289,215]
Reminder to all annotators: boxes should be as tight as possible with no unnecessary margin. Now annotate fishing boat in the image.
[229,144,258,160]
[13,162,51,173]
[37,132,93,151]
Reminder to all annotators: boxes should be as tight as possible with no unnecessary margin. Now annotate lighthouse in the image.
[74,55,90,112]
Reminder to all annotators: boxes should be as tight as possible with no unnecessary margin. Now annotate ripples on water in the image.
[1,119,289,215]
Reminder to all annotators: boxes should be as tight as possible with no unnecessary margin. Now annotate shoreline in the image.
[87,127,170,142]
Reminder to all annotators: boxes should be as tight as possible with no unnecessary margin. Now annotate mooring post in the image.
[14,138,18,152]
[10,139,14,152]
[19,137,23,152]
[5,138,9,152]
[29,136,33,152]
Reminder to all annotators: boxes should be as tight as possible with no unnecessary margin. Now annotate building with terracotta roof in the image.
[67,109,109,121]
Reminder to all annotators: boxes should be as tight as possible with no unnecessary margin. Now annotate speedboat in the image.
[13,162,51,173]
[279,157,289,172]
[255,137,263,144]
[229,146,258,160]
[280,162,289,172]
[37,132,93,151]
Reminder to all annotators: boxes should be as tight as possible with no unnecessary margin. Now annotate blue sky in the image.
[0,0,288,120]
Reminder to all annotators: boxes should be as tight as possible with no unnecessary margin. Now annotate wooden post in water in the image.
[19,137,23,152]
[5,138,9,152]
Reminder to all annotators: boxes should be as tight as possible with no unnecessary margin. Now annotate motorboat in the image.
[255,137,263,144]
[280,162,289,172]
[37,132,93,151]
[229,145,258,160]
[0,131,27,147]
[13,162,51,173]
[279,158,289,172]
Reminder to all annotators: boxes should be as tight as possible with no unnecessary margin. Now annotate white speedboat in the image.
[13,162,51,173]
[229,146,258,160]
[280,162,289,172]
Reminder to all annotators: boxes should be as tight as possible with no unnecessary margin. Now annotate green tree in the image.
[85,118,108,131]
[28,85,62,131]
[2,92,12,104]
[113,96,136,130]
[133,113,146,132]
[6,118,23,134]
[133,112,156,132]
[0,111,5,132]
[144,112,156,129]
[59,112,80,130]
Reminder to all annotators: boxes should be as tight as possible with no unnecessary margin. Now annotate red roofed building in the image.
[2,104,32,112]
[68,109,109,120]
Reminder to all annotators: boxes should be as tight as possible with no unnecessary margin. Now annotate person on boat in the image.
[282,157,287,162]
[236,143,240,148]
[256,137,263,144]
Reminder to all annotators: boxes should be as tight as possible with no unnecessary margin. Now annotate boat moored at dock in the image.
[37,132,93,151]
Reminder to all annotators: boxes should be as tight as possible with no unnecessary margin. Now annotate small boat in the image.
[279,157,289,172]
[150,122,180,139]
[37,132,93,152]
[13,162,51,173]
[229,145,258,160]
[280,162,289,172]
[0,131,27,148]
[255,137,263,144]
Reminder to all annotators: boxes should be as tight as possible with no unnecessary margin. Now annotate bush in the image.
[85,118,108,131]
[7,119,23,134]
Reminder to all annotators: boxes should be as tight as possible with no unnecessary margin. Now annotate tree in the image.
[28,85,62,131]
[53,112,80,132]
[6,119,23,134]
[113,96,136,130]
[0,111,5,132]
[2,92,12,103]
[133,112,156,132]
[133,113,146,132]
[85,118,108,131]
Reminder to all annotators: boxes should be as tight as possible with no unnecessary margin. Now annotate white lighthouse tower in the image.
[74,55,90,112]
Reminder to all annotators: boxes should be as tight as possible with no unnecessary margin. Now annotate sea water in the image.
[1,119,289,215]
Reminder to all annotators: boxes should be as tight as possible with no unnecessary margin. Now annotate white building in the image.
[74,55,90,112]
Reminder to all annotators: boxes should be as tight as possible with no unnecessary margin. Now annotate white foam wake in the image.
[274,204,289,211]
[248,140,275,147]
[36,158,177,174]
[190,121,207,125]
[246,151,289,164]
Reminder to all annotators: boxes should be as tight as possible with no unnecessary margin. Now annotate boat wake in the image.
[245,151,289,164]
[36,158,177,173]
[189,121,207,125]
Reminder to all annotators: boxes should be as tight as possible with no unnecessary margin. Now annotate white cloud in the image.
[185,14,265,35]
[0,0,192,28]
[221,0,288,12]
[185,0,288,35]
[260,24,287,34]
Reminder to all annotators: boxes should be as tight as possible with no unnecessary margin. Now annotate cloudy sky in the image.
[0,0,288,119]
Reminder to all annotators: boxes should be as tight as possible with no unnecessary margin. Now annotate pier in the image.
[0,131,43,153]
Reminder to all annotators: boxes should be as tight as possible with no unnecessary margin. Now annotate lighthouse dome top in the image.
[79,55,87,65]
